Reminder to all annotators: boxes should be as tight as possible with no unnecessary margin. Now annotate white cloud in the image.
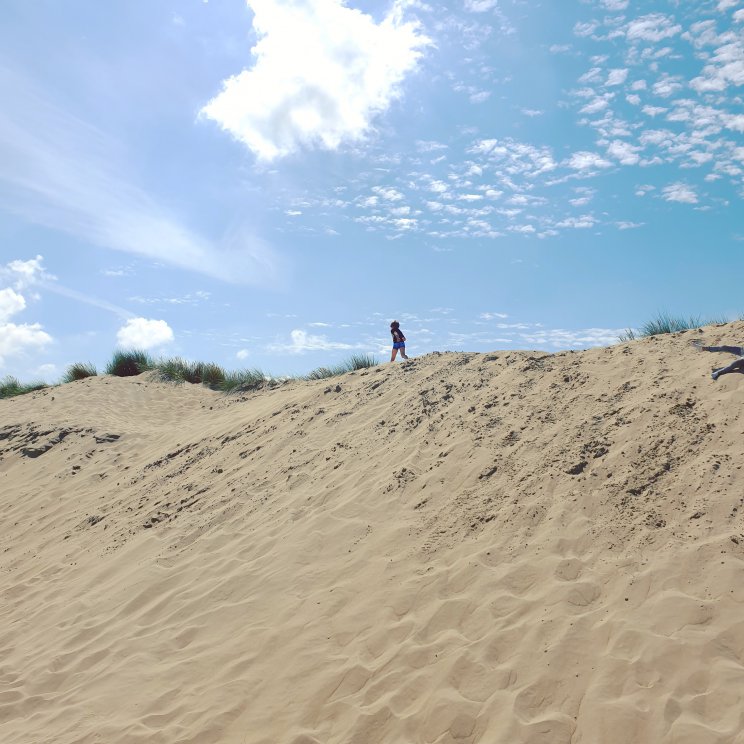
[580,95,612,114]
[0,322,52,367]
[116,318,174,349]
[718,0,739,10]
[270,329,359,354]
[662,182,698,204]
[555,215,596,229]
[372,186,405,201]
[201,0,428,161]
[626,14,682,43]
[652,74,683,97]
[428,180,449,193]
[574,21,599,38]
[606,68,629,86]
[0,288,26,322]
[468,138,557,176]
[0,255,53,367]
[607,139,641,165]
[470,90,491,103]
[236,349,250,360]
[520,327,626,348]
[480,312,509,320]
[465,0,499,11]
[416,140,447,152]
[0,254,52,291]
[601,0,629,9]
[690,39,744,92]
[566,151,612,170]
[642,105,667,117]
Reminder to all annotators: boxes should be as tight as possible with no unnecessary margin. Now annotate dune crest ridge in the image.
[3,325,744,744]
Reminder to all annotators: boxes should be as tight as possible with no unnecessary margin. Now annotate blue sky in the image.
[1,0,743,380]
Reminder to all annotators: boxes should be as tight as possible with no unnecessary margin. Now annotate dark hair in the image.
[390,320,399,328]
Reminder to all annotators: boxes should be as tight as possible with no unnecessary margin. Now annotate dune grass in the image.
[105,349,155,377]
[619,312,730,342]
[220,369,269,393]
[155,358,226,387]
[0,376,48,399]
[0,352,379,400]
[62,362,97,383]
[304,353,378,380]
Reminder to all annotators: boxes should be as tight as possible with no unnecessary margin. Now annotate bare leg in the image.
[401,346,409,359]
[703,346,744,355]
[391,347,398,362]
[712,357,744,380]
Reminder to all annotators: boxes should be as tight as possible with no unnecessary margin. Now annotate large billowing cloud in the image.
[201,0,429,160]
[116,318,174,349]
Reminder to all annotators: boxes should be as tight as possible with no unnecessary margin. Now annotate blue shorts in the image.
[393,342,405,349]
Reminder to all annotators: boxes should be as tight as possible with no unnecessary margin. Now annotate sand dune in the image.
[3,325,744,744]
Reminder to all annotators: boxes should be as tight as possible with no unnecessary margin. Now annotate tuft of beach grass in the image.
[105,349,155,377]
[62,363,98,383]
[619,312,730,342]
[0,376,48,398]
[304,354,379,381]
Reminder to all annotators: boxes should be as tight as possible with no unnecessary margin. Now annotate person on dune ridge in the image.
[390,320,409,362]
[692,340,744,380]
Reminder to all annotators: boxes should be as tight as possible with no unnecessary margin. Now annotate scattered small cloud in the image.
[606,68,629,86]
[625,14,682,43]
[662,182,698,204]
[566,151,612,170]
[464,0,500,11]
[480,312,509,320]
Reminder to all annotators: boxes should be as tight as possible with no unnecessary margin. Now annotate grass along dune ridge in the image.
[2,322,744,742]
[2,351,380,399]
[3,311,739,399]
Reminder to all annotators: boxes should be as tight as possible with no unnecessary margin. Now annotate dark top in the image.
[391,327,405,343]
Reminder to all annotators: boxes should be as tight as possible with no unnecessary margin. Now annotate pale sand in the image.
[2,325,744,744]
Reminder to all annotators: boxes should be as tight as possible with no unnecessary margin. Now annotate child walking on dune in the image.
[390,320,409,362]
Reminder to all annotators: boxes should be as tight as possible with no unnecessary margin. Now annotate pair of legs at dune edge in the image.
[391,344,408,362]
[699,344,744,380]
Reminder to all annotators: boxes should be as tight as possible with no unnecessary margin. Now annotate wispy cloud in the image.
[0,68,281,286]
[267,329,364,354]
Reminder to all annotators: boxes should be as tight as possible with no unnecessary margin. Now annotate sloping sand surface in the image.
[3,325,744,744]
